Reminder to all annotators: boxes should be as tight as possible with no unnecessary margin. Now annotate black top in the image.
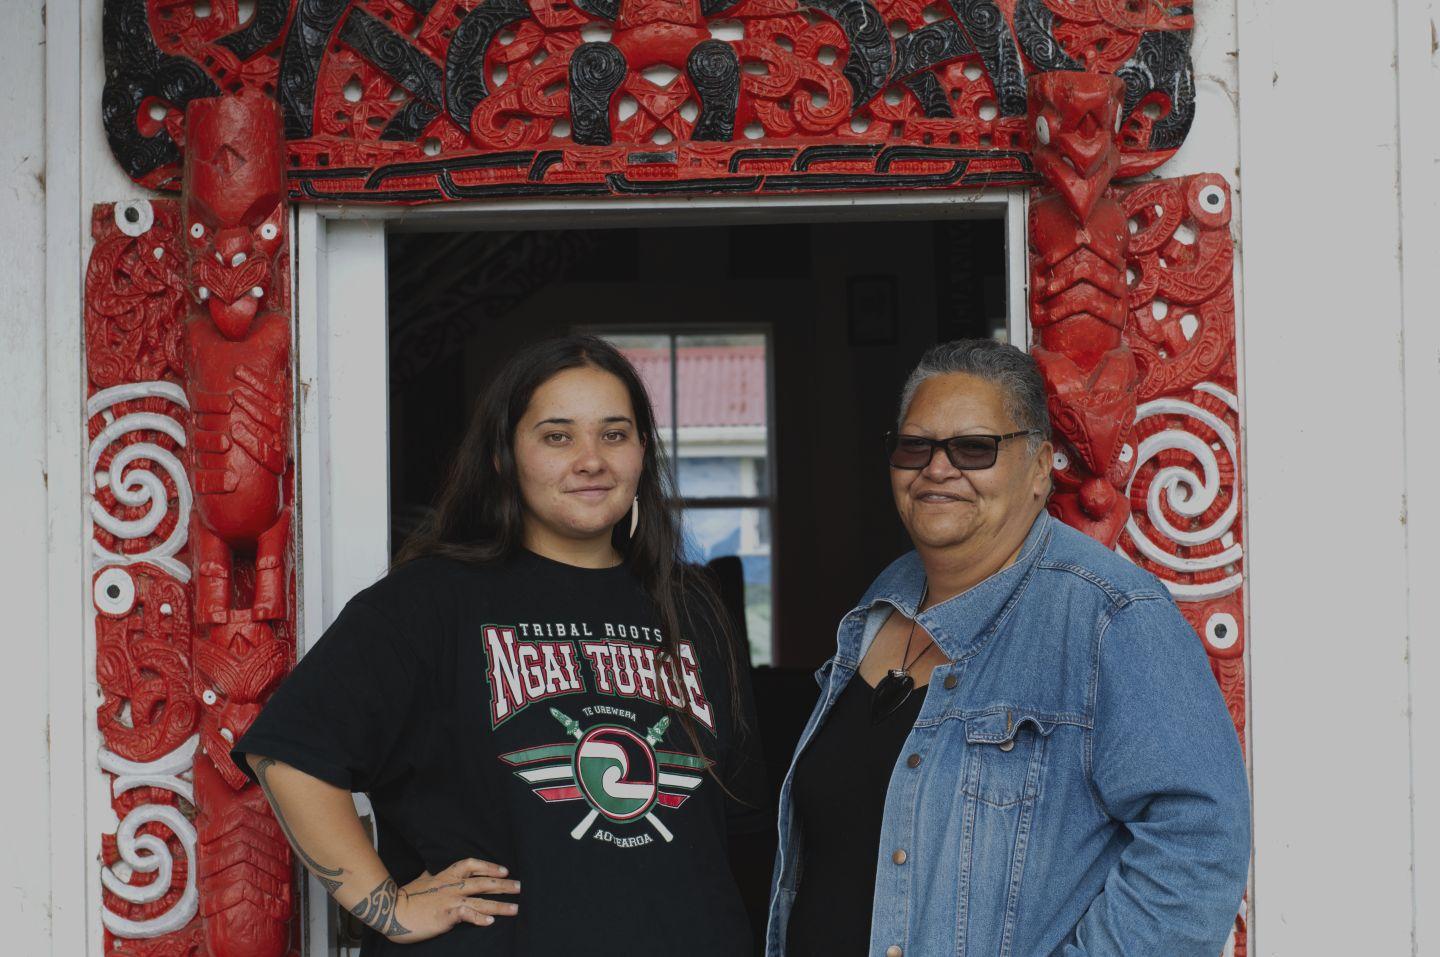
[235,551,764,957]
[786,675,928,957]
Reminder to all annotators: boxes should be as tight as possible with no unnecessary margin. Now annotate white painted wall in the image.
[7,0,1436,952]
[2,3,62,953]
[1397,3,1440,951]
[1237,0,1438,953]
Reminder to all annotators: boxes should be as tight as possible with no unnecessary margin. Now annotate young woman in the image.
[236,335,763,956]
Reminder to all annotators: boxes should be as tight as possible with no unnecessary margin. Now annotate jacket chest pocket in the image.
[961,711,1054,807]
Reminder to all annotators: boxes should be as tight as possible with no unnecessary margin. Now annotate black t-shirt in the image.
[785,676,928,957]
[235,550,764,956]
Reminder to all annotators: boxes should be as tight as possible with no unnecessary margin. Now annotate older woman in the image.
[768,339,1249,957]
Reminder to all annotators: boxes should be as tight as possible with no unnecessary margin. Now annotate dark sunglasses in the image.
[885,430,1041,471]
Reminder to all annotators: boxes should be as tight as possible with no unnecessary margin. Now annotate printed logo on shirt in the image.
[482,622,714,730]
[499,706,709,848]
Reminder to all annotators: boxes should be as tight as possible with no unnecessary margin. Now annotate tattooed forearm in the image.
[350,877,411,937]
[254,757,346,895]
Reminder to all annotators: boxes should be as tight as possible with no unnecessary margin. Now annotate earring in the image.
[629,496,640,537]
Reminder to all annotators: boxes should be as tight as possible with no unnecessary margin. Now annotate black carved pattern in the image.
[102,0,221,182]
[340,8,445,107]
[891,20,972,79]
[217,0,293,60]
[290,144,1033,199]
[363,149,533,188]
[569,43,627,146]
[277,0,351,138]
[687,41,741,142]
[700,0,742,16]
[444,0,533,133]
[1013,0,1081,72]
[397,0,438,11]
[804,0,893,108]
[383,98,441,140]
[572,0,620,20]
[794,143,880,169]
[1117,30,1195,151]
[949,0,1027,115]
[905,72,952,117]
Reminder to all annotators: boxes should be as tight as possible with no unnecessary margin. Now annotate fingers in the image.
[462,897,520,918]
[443,858,510,880]
[452,897,519,926]
[462,877,521,897]
[454,901,496,928]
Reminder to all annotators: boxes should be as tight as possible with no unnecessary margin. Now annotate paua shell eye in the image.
[1035,115,1051,146]
[1198,184,1227,212]
[94,567,136,615]
[1205,612,1239,651]
[189,222,205,240]
[259,223,278,241]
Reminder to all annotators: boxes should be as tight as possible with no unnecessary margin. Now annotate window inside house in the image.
[600,331,774,665]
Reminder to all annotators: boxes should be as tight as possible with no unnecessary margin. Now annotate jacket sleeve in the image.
[1055,595,1250,957]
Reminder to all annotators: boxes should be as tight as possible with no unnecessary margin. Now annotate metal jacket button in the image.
[892,848,908,865]
[999,739,1015,752]
[906,753,922,769]
[886,946,903,957]
[943,674,958,690]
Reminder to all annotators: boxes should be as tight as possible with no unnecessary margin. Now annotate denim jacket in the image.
[767,512,1250,957]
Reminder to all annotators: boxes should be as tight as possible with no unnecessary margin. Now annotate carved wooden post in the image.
[181,88,297,957]
[1027,70,1138,547]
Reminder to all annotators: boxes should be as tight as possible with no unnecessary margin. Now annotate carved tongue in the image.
[207,296,260,340]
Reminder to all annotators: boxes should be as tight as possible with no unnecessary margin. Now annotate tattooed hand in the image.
[385,858,521,943]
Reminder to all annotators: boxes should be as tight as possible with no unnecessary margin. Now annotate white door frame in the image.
[292,188,1026,953]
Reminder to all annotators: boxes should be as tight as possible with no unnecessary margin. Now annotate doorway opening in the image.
[309,208,1015,953]
[380,217,1010,948]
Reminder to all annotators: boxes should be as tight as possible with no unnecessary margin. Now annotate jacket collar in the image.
[847,511,1054,664]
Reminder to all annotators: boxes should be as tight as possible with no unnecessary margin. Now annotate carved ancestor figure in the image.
[181,88,297,957]
[182,89,291,626]
[1027,70,1138,547]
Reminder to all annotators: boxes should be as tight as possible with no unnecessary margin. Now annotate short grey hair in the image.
[898,339,1050,449]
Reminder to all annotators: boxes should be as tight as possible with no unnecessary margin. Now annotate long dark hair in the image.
[395,335,742,764]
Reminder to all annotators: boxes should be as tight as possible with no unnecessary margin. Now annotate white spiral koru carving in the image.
[87,382,192,582]
[98,736,199,937]
[1122,383,1243,601]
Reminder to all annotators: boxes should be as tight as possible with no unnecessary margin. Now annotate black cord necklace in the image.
[871,582,931,724]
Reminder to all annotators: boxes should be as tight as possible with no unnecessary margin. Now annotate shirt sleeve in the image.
[232,597,423,793]
[1055,595,1250,957]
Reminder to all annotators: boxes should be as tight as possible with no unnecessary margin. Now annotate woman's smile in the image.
[913,488,972,504]
[565,484,616,500]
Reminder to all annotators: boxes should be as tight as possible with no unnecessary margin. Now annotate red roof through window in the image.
[621,346,767,429]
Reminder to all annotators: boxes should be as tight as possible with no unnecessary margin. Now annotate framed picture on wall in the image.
[848,275,899,345]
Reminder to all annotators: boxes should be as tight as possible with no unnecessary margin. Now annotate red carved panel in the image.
[1114,170,1247,956]
[89,198,207,955]
[87,89,302,957]
[1027,68,1247,954]
[101,0,1196,201]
